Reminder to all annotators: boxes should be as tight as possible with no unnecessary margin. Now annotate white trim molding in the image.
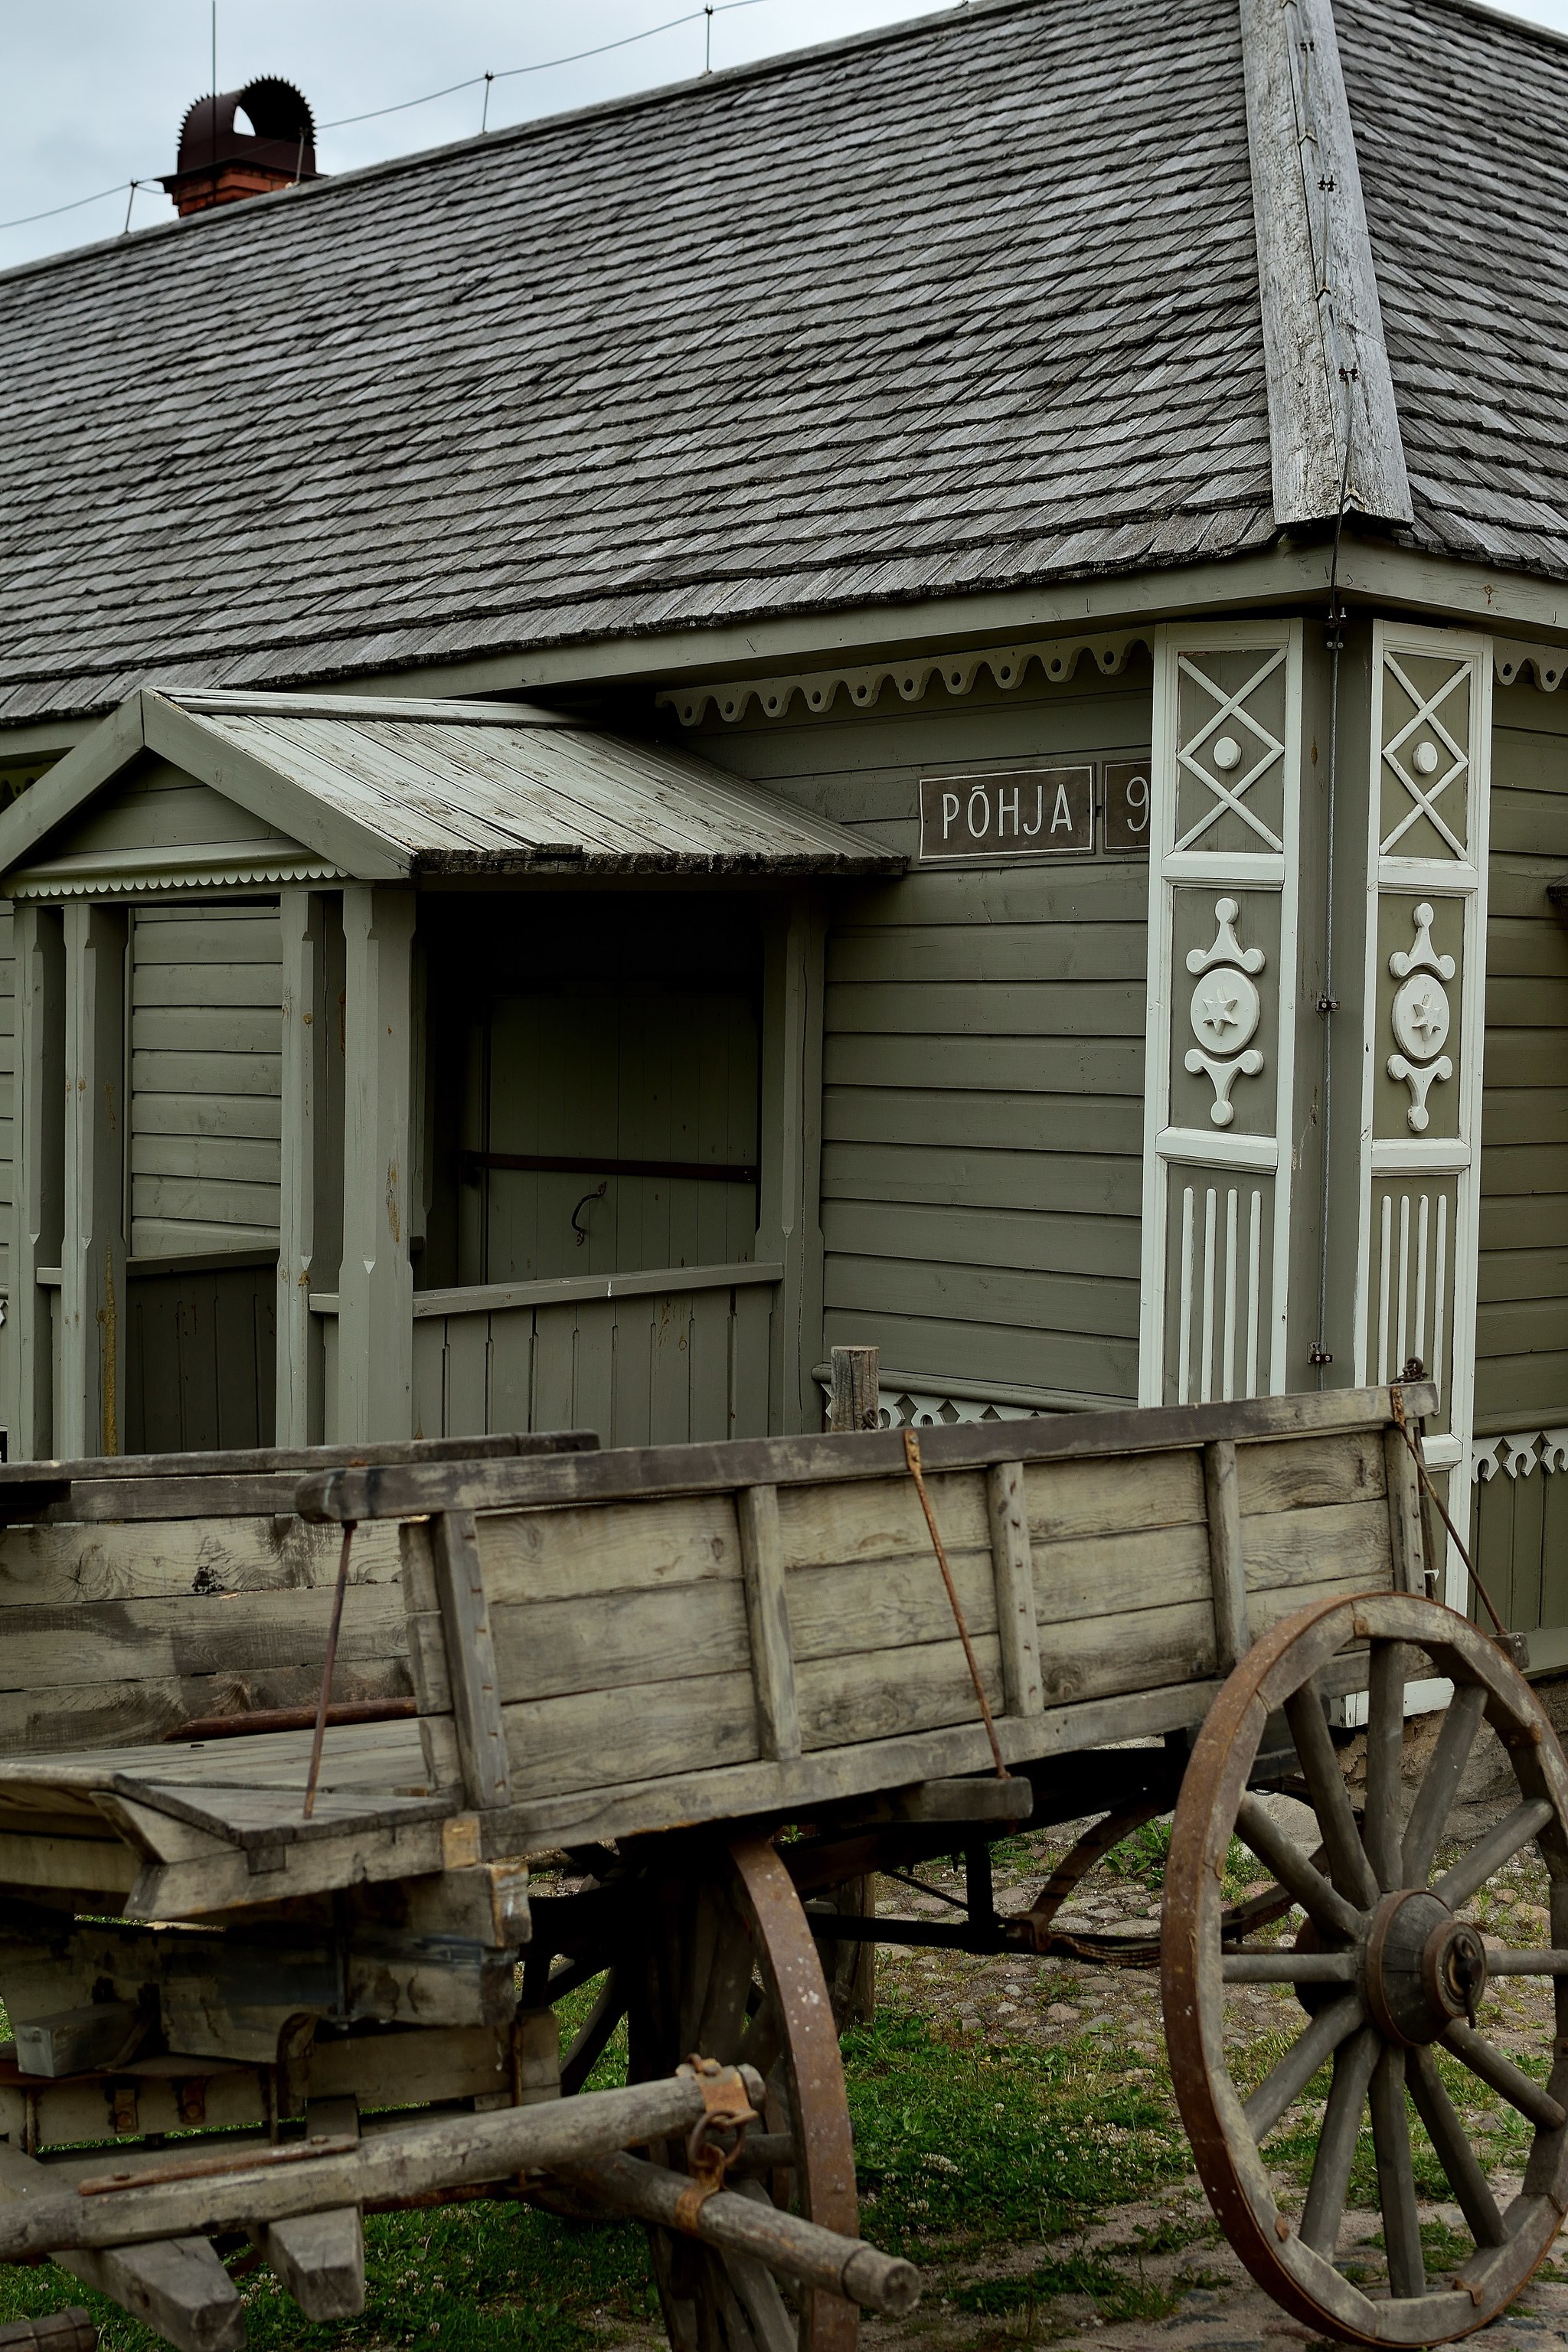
[1353,621,1492,1604]
[1474,1429,1568,1481]
[1493,639,1568,691]
[657,631,1149,727]
[1139,621,1303,1406]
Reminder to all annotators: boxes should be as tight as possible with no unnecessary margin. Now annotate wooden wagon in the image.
[0,1386,1561,2351]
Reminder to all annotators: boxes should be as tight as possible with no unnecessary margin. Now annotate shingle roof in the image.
[1338,0,1568,577]
[4,0,1564,733]
[0,689,900,887]
[0,0,1276,724]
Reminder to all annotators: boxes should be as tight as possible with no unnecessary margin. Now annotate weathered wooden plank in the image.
[784,1547,996,1661]
[489,1582,751,1701]
[796,1632,1004,1752]
[776,1469,988,1567]
[1234,1428,1386,1514]
[1034,1595,1218,1710]
[1240,1498,1393,1594]
[430,1512,511,1809]
[0,1583,407,1684]
[478,1491,743,1606]
[737,1485,801,1761]
[987,1461,1042,1717]
[1204,1439,1249,1675]
[1032,1521,1213,1625]
[300,1385,1439,1523]
[501,1670,760,1802]
[1024,1447,1206,1542]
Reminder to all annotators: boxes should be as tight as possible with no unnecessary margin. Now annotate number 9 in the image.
[1124,773,1149,834]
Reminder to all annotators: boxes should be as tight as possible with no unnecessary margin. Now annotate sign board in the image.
[1102,758,1152,854]
[919,767,1093,861]
[917,760,1153,861]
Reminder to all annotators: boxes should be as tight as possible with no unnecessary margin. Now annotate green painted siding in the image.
[1472,681,1568,1658]
[129,905,283,1256]
[682,654,1154,1406]
[0,907,13,1295]
[1475,683,1568,1431]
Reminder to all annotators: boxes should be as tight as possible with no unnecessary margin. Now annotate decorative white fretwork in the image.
[1386,902,1455,1132]
[1185,897,1266,1127]
[656,631,1148,727]
[1174,652,1286,854]
[1473,1429,1568,1481]
[1380,655,1471,859]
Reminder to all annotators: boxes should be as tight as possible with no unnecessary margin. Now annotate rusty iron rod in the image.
[902,1430,1008,1777]
[302,1520,356,1818]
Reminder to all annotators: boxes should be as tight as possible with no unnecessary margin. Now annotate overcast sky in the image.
[3,0,1564,271]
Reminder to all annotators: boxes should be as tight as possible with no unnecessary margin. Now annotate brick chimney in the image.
[160,77,321,218]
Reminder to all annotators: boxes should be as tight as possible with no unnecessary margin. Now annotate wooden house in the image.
[0,0,1566,1668]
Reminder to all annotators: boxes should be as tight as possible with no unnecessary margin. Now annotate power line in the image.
[318,0,766,129]
[0,0,773,237]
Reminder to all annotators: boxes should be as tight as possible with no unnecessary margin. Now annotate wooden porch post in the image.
[759,887,827,1434]
[336,885,415,1442]
[5,906,64,1461]
[60,903,127,1460]
[276,887,327,1448]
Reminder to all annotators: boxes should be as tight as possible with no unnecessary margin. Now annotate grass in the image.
[844,2012,1187,2256]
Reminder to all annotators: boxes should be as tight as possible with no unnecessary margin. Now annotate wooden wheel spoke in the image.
[1434,1797,1556,1914]
[1242,1990,1364,2142]
[1370,2047,1426,2298]
[1406,2047,1508,2250]
[1364,1641,1408,1893]
[561,1968,628,2097]
[1283,1683,1380,1908]
[1222,1948,1356,1984]
[1234,1792,1361,1942]
[737,1993,781,2082]
[694,1908,762,2064]
[1444,2019,1568,2132]
[1300,2024,1380,2256]
[1402,1681,1488,1886]
[1488,1948,1568,1975]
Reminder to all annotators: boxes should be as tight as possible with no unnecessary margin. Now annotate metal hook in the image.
[571,1181,606,1246]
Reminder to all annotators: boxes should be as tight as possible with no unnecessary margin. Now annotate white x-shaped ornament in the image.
[1380,654,1469,861]
[1172,651,1287,855]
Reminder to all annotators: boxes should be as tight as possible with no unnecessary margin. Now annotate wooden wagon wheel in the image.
[618,1832,858,2352]
[1165,1590,1568,2346]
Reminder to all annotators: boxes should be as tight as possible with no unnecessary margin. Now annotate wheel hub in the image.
[1364,1889,1488,2046]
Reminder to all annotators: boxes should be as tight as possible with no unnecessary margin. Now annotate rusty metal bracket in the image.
[1390,1383,1510,1638]
[672,2055,759,2230]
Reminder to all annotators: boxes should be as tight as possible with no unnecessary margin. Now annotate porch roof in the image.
[0,688,900,893]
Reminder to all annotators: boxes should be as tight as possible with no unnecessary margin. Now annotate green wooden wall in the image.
[1472,679,1568,1654]
[681,653,1155,1408]
[0,907,13,1302]
[129,905,283,1257]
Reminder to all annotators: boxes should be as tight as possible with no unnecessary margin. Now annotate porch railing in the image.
[315,1261,780,1449]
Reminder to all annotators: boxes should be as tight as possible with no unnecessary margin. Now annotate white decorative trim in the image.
[1140,621,1302,1407]
[1473,1429,1568,1481]
[1354,622,1492,1608]
[877,1387,1046,1429]
[7,861,341,898]
[656,632,1148,727]
[1494,639,1568,691]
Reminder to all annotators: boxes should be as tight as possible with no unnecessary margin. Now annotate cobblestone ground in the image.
[852,1818,1568,2352]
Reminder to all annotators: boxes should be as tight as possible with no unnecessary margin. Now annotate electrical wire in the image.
[0,0,773,235]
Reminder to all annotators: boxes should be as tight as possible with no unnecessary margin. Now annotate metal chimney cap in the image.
[174,77,318,180]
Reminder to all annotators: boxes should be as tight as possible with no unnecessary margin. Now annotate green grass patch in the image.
[843,2012,1185,2255]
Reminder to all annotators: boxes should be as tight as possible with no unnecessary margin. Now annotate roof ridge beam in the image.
[1240,0,1412,527]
